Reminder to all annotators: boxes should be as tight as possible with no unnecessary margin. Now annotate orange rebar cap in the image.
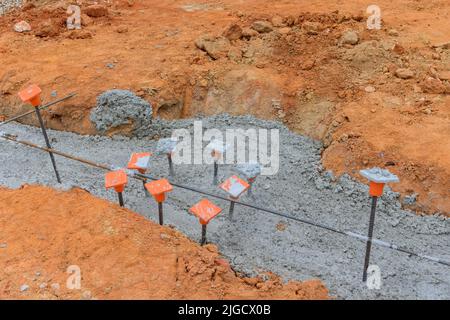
[189,199,222,225]
[127,152,152,174]
[105,170,128,193]
[369,181,385,197]
[145,178,173,202]
[220,175,250,198]
[18,84,42,107]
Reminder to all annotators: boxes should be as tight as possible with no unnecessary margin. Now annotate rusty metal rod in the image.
[0,93,77,128]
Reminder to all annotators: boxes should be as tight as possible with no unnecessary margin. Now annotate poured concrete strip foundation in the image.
[0,114,448,299]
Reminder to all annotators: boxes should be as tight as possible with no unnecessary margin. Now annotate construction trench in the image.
[1,0,450,301]
[0,109,449,299]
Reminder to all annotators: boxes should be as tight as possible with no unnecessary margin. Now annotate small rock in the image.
[84,5,109,18]
[20,284,29,292]
[271,15,284,27]
[39,283,47,289]
[388,29,399,36]
[252,21,273,33]
[106,63,115,69]
[242,27,259,38]
[278,27,291,35]
[420,76,446,94]
[0,243,7,248]
[223,23,242,41]
[392,44,405,55]
[341,30,359,45]
[82,290,92,300]
[395,68,414,79]
[227,46,242,62]
[302,21,323,35]
[14,21,31,33]
[438,71,450,81]
[301,59,315,70]
[51,283,60,292]
[116,25,128,33]
[195,35,231,60]
[35,20,60,38]
[67,30,93,39]
[365,86,376,93]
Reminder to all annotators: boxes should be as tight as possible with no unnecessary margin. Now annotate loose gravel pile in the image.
[0,114,449,299]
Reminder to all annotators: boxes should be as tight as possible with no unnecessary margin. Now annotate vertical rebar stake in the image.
[118,192,124,207]
[35,107,61,183]
[362,196,378,282]
[201,224,207,245]
[158,202,163,225]
[248,178,254,197]
[142,179,149,197]
[229,201,235,221]
[213,160,218,184]
[168,153,174,176]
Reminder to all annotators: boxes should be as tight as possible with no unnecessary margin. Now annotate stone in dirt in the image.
[395,68,414,79]
[302,21,323,35]
[420,77,446,94]
[340,30,359,45]
[437,71,450,81]
[252,20,273,33]
[271,15,285,27]
[242,27,259,38]
[13,21,31,33]
[223,23,242,41]
[34,20,59,38]
[84,4,108,18]
[195,35,231,60]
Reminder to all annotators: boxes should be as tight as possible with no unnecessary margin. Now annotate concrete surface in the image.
[0,114,449,299]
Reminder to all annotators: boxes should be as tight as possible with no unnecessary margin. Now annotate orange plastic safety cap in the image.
[127,152,152,173]
[145,178,173,202]
[18,84,42,107]
[220,175,250,198]
[105,170,128,193]
[189,199,222,225]
[369,181,385,197]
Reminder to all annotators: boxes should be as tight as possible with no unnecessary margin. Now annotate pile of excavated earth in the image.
[0,0,449,300]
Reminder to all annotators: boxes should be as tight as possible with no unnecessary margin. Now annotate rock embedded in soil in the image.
[223,23,242,41]
[302,21,323,35]
[252,20,273,33]
[395,68,415,79]
[420,76,447,94]
[195,35,231,60]
[271,15,285,27]
[242,27,259,38]
[341,30,359,45]
[13,20,31,33]
[84,4,108,18]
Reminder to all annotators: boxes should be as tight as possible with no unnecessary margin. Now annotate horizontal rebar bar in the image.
[0,131,449,268]
[0,93,77,128]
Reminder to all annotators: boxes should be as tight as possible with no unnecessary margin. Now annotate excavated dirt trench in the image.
[1,0,449,214]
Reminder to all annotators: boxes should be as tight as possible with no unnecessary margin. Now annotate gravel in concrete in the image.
[0,114,449,299]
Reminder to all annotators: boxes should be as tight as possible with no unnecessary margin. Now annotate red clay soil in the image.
[0,185,328,300]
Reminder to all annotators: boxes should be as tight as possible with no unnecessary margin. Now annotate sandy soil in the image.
[0,2,449,208]
[0,185,328,299]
